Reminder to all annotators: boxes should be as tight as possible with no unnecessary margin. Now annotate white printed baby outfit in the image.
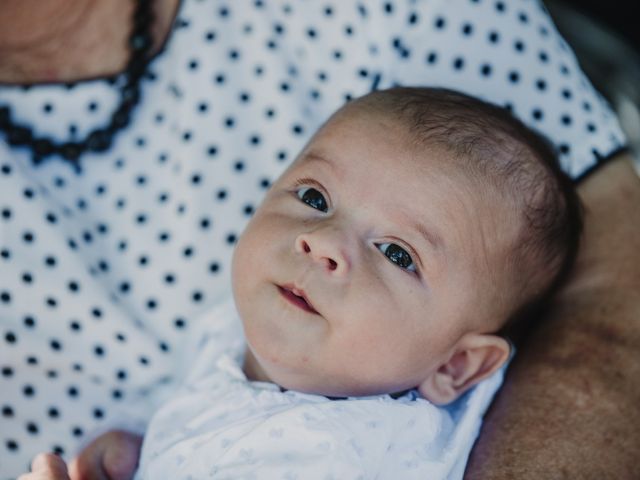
[135,301,505,480]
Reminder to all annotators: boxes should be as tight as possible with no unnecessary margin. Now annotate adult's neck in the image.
[0,0,179,84]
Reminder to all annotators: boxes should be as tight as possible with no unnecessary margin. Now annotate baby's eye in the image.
[377,243,416,272]
[296,187,328,213]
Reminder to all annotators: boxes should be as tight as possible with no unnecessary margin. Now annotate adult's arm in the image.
[465,151,640,478]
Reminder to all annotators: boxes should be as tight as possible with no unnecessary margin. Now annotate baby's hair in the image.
[350,87,583,337]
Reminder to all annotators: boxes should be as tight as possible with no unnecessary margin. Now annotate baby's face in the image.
[232,108,517,398]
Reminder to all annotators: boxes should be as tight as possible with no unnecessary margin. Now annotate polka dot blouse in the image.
[0,0,627,477]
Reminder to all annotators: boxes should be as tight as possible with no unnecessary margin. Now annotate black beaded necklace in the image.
[0,0,154,171]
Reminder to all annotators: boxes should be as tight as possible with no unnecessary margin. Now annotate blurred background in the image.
[547,0,640,166]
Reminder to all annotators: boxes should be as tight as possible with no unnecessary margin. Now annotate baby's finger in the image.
[24,453,71,480]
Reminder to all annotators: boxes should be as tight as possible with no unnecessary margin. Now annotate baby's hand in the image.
[68,430,143,480]
[18,453,71,480]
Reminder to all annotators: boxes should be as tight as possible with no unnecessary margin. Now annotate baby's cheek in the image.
[230,237,259,303]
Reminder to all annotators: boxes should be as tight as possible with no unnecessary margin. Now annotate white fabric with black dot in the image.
[0,0,626,477]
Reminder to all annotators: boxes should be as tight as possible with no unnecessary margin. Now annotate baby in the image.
[22,87,582,479]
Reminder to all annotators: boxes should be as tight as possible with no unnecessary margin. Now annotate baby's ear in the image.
[418,333,511,405]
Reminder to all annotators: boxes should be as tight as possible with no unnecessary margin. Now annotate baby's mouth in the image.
[278,285,319,314]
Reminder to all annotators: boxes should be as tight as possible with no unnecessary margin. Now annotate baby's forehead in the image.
[303,119,494,205]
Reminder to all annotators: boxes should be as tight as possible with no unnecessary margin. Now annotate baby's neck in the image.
[242,348,273,384]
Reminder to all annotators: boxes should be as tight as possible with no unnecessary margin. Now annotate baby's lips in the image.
[279,284,319,314]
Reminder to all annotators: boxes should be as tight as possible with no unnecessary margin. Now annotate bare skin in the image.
[0,0,179,84]
[3,1,640,478]
[465,152,640,479]
[67,431,143,480]
[17,431,143,480]
[18,454,71,480]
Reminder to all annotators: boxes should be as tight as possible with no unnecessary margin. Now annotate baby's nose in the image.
[295,231,350,275]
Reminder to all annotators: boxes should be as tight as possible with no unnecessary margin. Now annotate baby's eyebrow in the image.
[414,221,445,252]
[384,204,446,255]
[302,151,335,169]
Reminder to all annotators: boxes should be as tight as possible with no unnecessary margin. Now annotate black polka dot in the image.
[146,299,158,310]
[26,422,39,435]
[561,114,573,126]
[191,291,204,303]
[45,297,58,308]
[69,320,82,332]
